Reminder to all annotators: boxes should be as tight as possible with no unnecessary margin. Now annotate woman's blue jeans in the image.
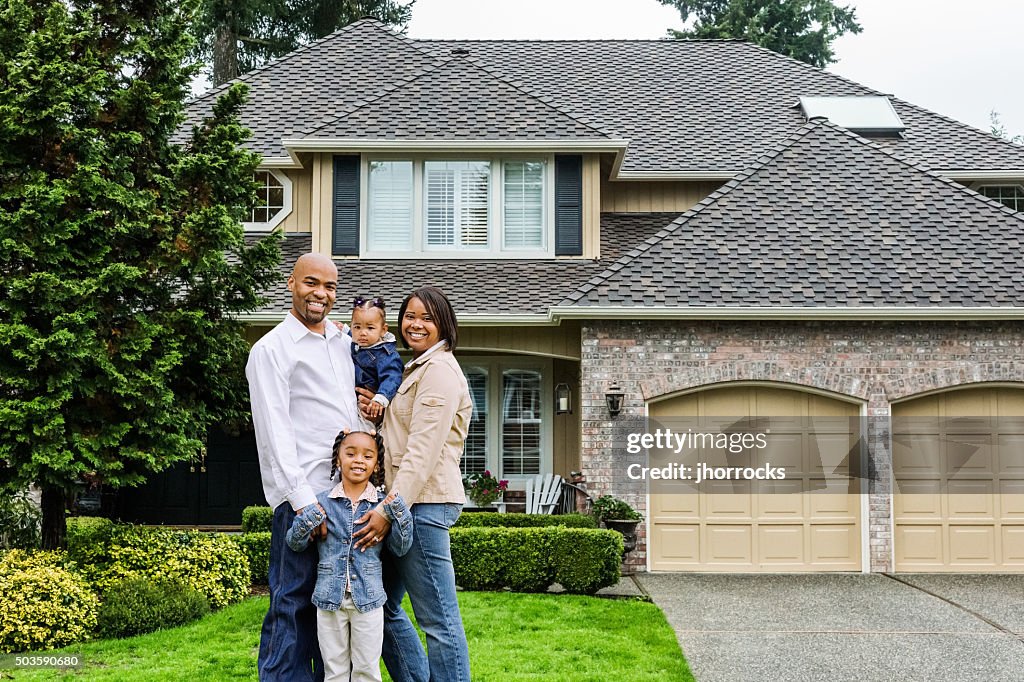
[381,502,470,682]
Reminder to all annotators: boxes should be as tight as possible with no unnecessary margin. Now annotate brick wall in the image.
[579,320,1024,572]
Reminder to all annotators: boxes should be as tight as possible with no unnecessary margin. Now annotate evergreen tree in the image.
[661,0,862,68]
[0,0,282,547]
[196,0,415,85]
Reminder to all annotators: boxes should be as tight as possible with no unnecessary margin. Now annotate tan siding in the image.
[599,179,723,213]
[314,153,333,256]
[245,325,275,346]
[280,168,313,233]
[582,155,601,258]
[460,321,581,360]
[552,357,581,475]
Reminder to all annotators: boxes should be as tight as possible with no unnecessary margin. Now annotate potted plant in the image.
[463,470,508,508]
[592,495,643,556]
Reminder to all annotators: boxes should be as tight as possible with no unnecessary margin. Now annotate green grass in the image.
[6,593,692,681]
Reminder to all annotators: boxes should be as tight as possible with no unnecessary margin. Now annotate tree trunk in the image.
[212,19,239,86]
[40,485,68,549]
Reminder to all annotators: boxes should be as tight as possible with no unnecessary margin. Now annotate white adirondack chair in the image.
[524,473,563,514]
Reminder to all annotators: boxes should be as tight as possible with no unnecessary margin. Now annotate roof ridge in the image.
[300,52,615,140]
[810,119,1024,221]
[449,53,615,138]
[186,19,425,107]
[299,57,450,137]
[560,122,825,306]
[411,37,749,44]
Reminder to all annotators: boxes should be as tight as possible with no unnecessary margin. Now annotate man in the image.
[247,253,367,681]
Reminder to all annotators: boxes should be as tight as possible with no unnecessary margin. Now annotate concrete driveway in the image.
[635,573,1024,682]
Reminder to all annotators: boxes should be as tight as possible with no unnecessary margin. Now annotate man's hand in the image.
[333,320,350,335]
[356,387,383,425]
[353,508,391,552]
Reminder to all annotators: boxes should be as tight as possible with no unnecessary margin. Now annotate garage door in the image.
[648,386,863,572]
[893,387,1024,572]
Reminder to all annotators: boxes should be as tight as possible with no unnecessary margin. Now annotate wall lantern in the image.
[555,383,572,415]
[605,383,625,417]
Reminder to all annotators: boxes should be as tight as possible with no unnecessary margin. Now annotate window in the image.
[244,170,292,231]
[977,185,1024,212]
[460,360,550,479]
[364,157,550,257]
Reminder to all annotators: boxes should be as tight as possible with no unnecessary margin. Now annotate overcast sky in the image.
[407,0,1024,138]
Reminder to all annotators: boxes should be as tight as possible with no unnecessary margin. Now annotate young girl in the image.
[350,296,404,420]
[286,430,412,682]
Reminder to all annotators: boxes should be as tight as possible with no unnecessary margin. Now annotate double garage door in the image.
[649,384,1024,573]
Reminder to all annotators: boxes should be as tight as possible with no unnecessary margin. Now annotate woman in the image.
[353,285,472,682]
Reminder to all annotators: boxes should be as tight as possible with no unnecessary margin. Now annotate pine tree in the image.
[0,0,282,547]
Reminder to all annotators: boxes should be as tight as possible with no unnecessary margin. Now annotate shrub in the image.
[65,516,115,568]
[592,495,642,522]
[242,506,273,533]
[96,578,210,639]
[454,512,597,529]
[67,524,250,609]
[232,532,271,584]
[0,549,70,574]
[549,529,623,594]
[0,557,99,653]
[450,526,621,595]
[0,491,41,550]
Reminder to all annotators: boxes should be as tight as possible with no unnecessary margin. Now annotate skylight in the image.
[799,96,906,135]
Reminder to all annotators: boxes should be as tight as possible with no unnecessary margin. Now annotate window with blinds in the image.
[425,161,490,249]
[365,157,548,255]
[501,369,542,476]
[367,161,414,251]
[462,368,488,474]
[503,161,545,249]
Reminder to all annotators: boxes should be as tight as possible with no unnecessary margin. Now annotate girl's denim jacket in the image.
[286,483,412,613]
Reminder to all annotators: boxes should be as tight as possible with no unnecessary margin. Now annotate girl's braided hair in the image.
[330,429,385,489]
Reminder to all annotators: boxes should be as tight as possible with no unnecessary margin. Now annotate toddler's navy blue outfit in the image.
[352,331,404,408]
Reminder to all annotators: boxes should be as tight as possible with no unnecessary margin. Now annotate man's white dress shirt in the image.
[246,313,367,511]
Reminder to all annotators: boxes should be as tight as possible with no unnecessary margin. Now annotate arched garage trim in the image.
[889,379,1024,404]
[641,363,870,405]
[646,378,866,408]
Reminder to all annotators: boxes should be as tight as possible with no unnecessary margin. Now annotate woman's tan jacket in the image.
[382,346,472,505]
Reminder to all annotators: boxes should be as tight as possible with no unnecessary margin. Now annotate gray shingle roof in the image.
[249,213,679,317]
[303,55,612,140]
[563,120,1024,308]
[180,19,1024,173]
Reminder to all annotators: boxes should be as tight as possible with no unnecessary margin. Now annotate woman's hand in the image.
[353,508,391,552]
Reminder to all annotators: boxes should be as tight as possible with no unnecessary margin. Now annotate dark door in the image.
[116,428,264,526]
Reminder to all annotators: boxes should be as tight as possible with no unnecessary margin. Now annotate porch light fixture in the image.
[605,383,625,417]
[555,383,572,415]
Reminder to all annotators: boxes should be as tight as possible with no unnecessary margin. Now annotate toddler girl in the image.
[350,296,404,419]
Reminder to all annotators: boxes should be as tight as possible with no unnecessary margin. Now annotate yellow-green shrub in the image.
[68,525,250,609]
[0,558,99,653]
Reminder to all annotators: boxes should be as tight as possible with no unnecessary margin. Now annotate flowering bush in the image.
[463,470,508,507]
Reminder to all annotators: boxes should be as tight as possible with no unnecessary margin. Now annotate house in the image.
[121,19,1024,574]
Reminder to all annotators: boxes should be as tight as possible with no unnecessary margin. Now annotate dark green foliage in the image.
[450,527,621,595]
[233,531,270,584]
[0,491,41,549]
[96,577,210,639]
[591,495,643,522]
[196,0,415,84]
[0,0,282,547]
[454,512,597,529]
[661,0,862,68]
[241,504,273,533]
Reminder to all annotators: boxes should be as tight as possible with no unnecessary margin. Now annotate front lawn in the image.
[6,592,692,681]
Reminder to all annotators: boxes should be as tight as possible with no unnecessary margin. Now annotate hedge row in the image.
[450,527,622,595]
[454,512,597,529]
[233,532,271,584]
[242,505,274,534]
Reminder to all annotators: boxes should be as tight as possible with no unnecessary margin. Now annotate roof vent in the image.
[799,96,905,135]
[450,47,471,56]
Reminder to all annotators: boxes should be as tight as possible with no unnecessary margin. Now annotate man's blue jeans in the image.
[381,503,469,682]
[259,503,324,681]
